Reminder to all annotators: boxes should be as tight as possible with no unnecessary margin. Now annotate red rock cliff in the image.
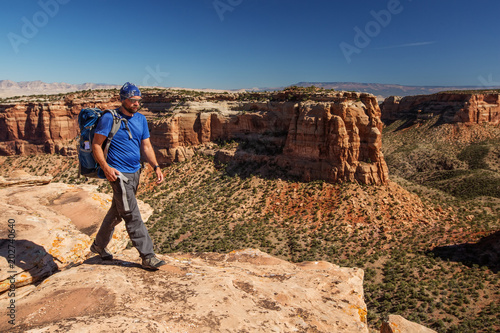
[381,93,500,124]
[149,91,388,185]
[0,95,120,155]
[0,90,388,185]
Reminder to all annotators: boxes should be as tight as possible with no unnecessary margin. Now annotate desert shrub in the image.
[448,171,500,199]
[458,143,490,169]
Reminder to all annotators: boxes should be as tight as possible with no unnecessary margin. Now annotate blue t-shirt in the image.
[94,109,150,173]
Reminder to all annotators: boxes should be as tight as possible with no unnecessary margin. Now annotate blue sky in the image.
[1,0,499,89]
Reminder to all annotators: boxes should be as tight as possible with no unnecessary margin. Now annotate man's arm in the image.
[92,133,120,182]
[141,138,164,184]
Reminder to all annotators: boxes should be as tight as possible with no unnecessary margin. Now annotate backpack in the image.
[77,108,132,178]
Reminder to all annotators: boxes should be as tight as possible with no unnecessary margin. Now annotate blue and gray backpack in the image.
[77,108,132,178]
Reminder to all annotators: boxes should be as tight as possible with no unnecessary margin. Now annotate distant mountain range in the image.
[0,80,120,98]
[1,80,499,100]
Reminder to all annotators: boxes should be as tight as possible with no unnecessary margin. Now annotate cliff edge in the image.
[0,173,436,332]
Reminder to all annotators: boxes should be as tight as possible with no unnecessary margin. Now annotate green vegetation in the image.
[0,85,340,105]
[457,142,491,170]
[0,88,119,104]
[383,116,500,200]
[379,115,500,331]
[134,153,497,332]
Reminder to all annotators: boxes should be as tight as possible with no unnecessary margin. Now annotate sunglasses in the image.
[127,98,142,104]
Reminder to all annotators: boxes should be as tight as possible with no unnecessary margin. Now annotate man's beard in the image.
[123,104,141,113]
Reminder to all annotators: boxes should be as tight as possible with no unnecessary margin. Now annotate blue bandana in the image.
[119,82,141,100]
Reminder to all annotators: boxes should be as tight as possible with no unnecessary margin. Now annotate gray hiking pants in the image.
[94,170,155,259]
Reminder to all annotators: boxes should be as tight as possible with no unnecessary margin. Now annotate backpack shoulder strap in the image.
[101,109,133,159]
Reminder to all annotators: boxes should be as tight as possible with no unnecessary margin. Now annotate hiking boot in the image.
[90,242,113,260]
[142,256,166,270]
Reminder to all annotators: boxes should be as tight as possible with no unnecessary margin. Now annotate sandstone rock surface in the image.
[0,170,52,188]
[381,314,437,333]
[1,248,369,333]
[0,173,152,294]
[0,94,120,156]
[0,172,373,332]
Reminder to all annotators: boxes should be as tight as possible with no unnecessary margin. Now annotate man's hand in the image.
[155,167,164,184]
[103,165,120,182]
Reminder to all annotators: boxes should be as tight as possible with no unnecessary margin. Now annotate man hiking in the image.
[90,82,166,270]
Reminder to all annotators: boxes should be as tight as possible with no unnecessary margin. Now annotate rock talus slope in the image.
[381,315,437,333]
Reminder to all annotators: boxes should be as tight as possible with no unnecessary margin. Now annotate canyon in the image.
[0,88,389,185]
[1,87,499,331]
[2,89,499,186]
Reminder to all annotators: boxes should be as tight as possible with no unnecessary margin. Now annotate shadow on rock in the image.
[430,230,500,273]
[0,239,58,291]
[82,255,143,270]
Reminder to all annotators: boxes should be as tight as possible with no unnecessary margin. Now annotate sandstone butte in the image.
[381,93,500,124]
[0,90,389,185]
[0,173,436,332]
